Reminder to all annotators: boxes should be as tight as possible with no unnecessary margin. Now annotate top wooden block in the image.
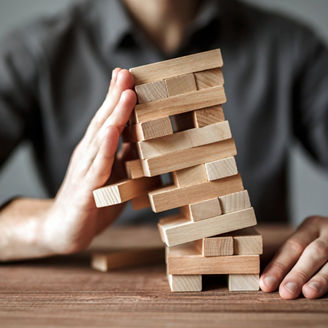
[130,49,223,85]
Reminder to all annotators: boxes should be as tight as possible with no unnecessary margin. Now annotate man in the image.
[0,0,327,299]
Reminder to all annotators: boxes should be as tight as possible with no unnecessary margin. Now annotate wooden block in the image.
[150,174,243,213]
[142,139,237,177]
[219,190,251,214]
[172,112,194,132]
[230,227,263,255]
[130,49,223,85]
[197,236,234,256]
[135,86,226,123]
[165,73,197,96]
[135,80,167,103]
[137,121,231,159]
[125,159,144,179]
[158,207,257,247]
[124,117,173,142]
[93,177,160,208]
[167,242,260,274]
[193,105,225,128]
[194,68,224,89]
[228,274,260,291]
[205,157,238,181]
[180,198,222,222]
[91,248,163,272]
[172,165,207,188]
[168,274,202,292]
[131,194,151,210]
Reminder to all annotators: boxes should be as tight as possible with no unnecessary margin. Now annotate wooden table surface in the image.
[1,224,327,328]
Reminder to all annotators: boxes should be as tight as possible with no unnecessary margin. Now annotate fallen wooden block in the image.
[192,105,225,128]
[137,121,231,159]
[165,73,197,97]
[168,274,202,292]
[194,68,224,89]
[130,49,223,85]
[149,174,244,212]
[228,274,260,291]
[134,86,226,123]
[196,236,234,257]
[135,80,168,103]
[93,176,160,208]
[142,139,237,177]
[158,207,257,247]
[205,157,238,181]
[180,198,222,222]
[172,165,208,188]
[219,190,251,214]
[91,247,164,272]
[166,242,260,274]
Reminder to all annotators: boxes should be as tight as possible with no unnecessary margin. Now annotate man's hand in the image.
[260,216,328,299]
[0,68,137,261]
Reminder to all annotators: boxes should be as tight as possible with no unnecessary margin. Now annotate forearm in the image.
[0,198,55,261]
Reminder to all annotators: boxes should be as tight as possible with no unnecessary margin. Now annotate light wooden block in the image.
[131,194,151,210]
[172,165,207,188]
[149,174,243,213]
[165,73,197,96]
[205,157,238,181]
[125,159,144,179]
[124,117,173,142]
[158,207,257,247]
[193,105,225,128]
[167,242,260,274]
[135,80,167,103]
[228,274,260,291]
[93,177,160,208]
[181,198,222,222]
[168,274,202,292]
[137,121,232,159]
[197,236,234,256]
[130,49,223,85]
[230,227,263,255]
[141,139,237,177]
[135,86,226,123]
[91,248,163,272]
[219,190,251,214]
[194,68,224,89]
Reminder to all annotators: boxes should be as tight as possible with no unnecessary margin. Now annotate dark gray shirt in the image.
[1,0,328,223]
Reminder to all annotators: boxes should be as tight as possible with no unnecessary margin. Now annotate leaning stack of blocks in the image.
[93,49,263,292]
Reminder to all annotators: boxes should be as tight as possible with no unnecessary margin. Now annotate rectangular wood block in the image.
[205,157,238,181]
[172,165,208,188]
[137,121,232,159]
[181,198,222,222]
[197,236,234,257]
[135,86,226,123]
[168,274,202,292]
[167,242,260,274]
[135,80,167,103]
[219,190,251,214]
[93,177,160,208]
[149,174,243,212]
[158,207,257,247]
[142,139,237,177]
[165,73,197,97]
[130,49,223,85]
[230,227,263,255]
[125,159,144,179]
[194,68,224,89]
[193,105,225,128]
[228,274,260,291]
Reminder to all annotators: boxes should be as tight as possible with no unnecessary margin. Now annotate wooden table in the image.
[1,225,327,327]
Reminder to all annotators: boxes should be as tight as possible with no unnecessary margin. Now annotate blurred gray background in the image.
[0,0,327,225]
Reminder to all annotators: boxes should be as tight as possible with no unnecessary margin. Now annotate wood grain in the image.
[193,105,225,128]
[165,73,197,96]
[205,157,238,181]
[173,165,208,188]
[168,274,202,292]
[197,236,234,256]
[219,190,251,214]
[230,227,263,255]
[135,80,168,103]
[228,274,260,291]
[194,68,224,89]
[125,159,144,179]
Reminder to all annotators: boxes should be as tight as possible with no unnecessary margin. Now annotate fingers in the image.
[279,237,328,299]
[260,224,318,293]
[302,262,328,299]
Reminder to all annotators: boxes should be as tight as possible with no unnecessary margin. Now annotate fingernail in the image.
[284,281,298,293]
[307,281,321,293]
[264,276,277,289]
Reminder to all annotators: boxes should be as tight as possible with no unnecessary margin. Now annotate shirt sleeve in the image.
[0,29,39,206]
[292,27,328,167]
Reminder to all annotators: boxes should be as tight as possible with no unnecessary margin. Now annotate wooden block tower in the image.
[93,49,263,292]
